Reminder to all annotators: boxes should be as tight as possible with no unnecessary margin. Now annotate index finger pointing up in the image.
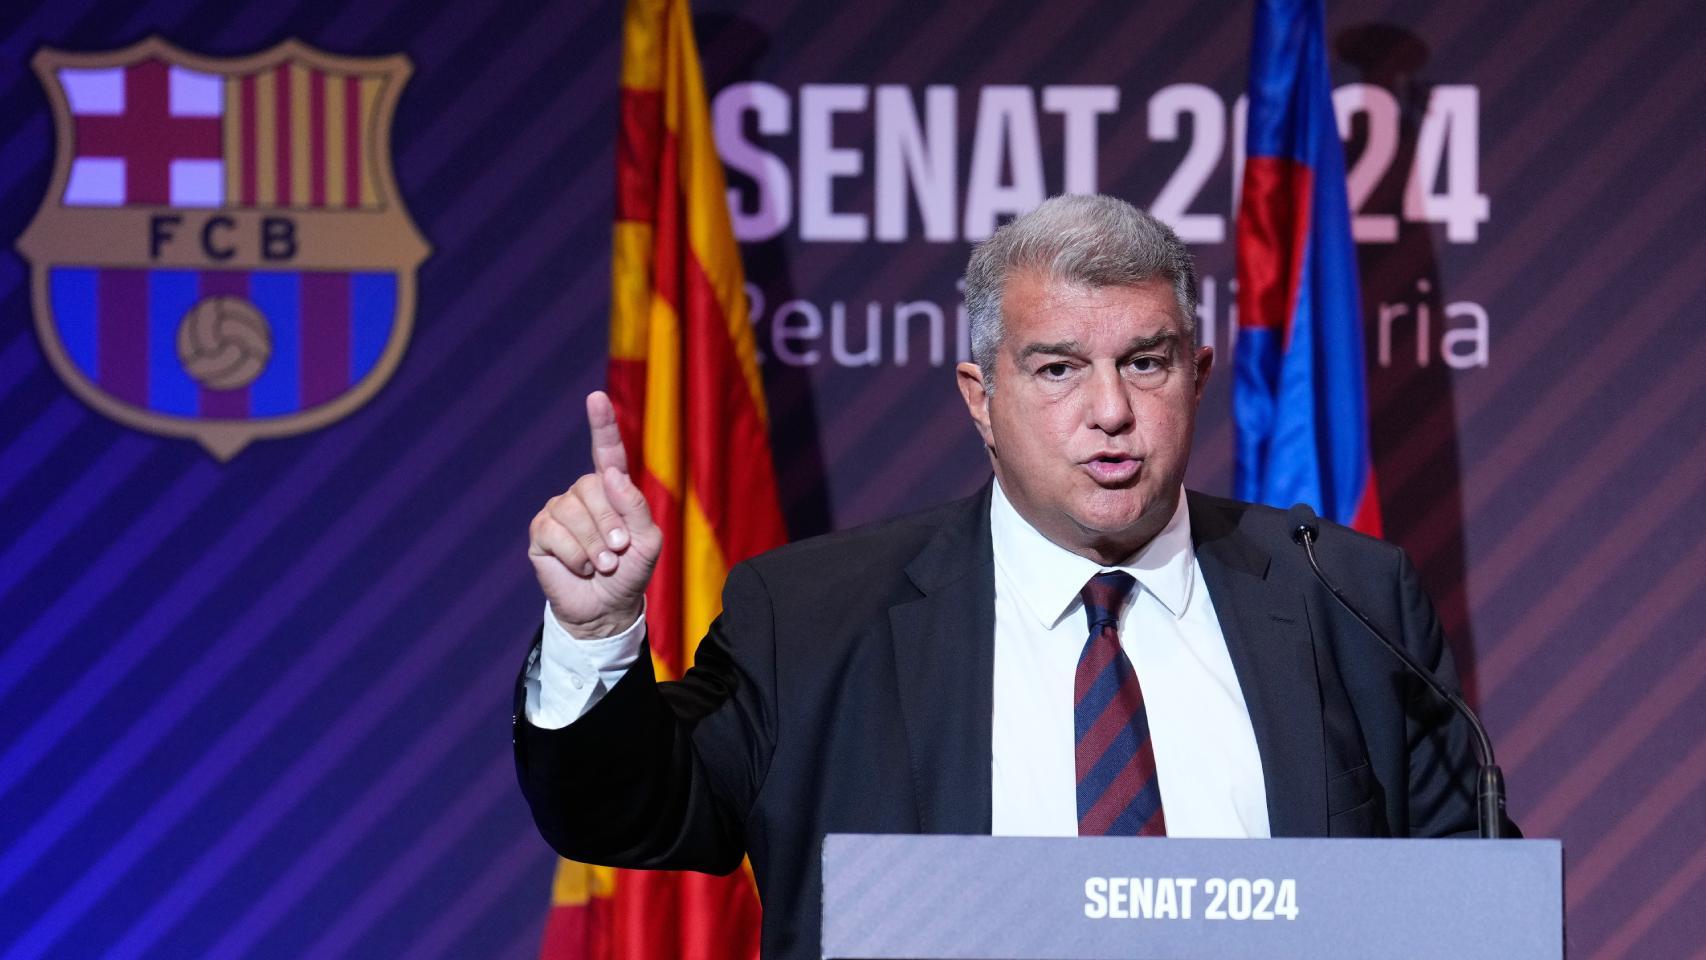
[586,391,630,475]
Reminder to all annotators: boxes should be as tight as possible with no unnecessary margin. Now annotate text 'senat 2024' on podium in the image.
[821,834,1563,959]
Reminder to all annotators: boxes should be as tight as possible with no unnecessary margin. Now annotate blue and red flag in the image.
[1233,0,1382,536]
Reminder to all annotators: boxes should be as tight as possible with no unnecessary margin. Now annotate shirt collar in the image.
[989,477,1196,628]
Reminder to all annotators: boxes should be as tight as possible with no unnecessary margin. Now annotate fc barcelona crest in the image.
[16,37,430,460]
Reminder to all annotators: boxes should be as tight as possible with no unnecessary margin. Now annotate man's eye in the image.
[1129,356,1165,374]
[1038,362,1071,379]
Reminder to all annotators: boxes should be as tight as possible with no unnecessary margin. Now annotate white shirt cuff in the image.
[523,600,647,729]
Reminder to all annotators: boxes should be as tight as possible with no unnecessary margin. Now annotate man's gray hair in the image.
[963,194,1199,386]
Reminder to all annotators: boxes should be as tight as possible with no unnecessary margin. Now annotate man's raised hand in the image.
[528,391,662,638]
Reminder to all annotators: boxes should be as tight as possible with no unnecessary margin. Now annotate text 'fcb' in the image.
[148,214,298,262]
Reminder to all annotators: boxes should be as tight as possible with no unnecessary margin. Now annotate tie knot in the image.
[1080,570,1137,631]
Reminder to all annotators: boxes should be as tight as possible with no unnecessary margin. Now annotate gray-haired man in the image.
[516,194,1488,959]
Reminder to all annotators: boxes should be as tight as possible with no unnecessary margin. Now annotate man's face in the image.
[956,270,1214,563]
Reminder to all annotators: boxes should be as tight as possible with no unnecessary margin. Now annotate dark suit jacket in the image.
[514,485,1491,958]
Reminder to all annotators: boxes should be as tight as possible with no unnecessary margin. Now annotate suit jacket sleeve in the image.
[511,562,777,875]
[1387,545,1520,838]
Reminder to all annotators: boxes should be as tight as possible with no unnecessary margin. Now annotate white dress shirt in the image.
[988,479,1269,838]
[525,480,1270,838]
[522,602,644,729]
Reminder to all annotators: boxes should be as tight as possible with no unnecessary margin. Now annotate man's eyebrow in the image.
[1122,332,1180,353]
[1015,332,1181,364]
[1015,340,1084,363]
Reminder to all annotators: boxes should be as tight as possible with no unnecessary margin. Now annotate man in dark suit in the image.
[516,195,1489,958]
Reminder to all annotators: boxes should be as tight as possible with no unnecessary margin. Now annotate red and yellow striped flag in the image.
[537,0,785,956]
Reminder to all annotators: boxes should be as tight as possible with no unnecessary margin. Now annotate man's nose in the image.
[1083,362,1135,434]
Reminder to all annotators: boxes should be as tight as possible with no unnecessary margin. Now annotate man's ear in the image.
[1192,345,1214,403]
[956,361,995,449]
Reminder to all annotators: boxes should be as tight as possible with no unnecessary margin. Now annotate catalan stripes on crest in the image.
[224,64,381,209]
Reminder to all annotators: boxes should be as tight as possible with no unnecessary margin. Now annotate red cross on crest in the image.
[71,59,223,206]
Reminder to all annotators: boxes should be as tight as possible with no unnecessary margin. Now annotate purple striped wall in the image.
[1,1,1702,957]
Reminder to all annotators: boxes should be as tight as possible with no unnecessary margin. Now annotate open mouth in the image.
[1083,455,1141,484]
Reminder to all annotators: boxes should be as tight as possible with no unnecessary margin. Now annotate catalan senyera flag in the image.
[1233,0,1383,536]
[535,0,786,956]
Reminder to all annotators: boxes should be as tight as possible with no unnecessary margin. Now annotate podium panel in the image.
[821,834,1562,959]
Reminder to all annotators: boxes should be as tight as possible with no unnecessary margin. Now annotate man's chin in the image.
[1069,492,1176,545]
[1075,487,1162,521]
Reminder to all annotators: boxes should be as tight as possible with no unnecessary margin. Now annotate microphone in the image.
[1286,503,1508,839]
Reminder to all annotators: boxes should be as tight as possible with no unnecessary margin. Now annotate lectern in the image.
[821,834,1562,959]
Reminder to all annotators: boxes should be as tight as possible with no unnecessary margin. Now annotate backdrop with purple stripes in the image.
[2,1,1702,958]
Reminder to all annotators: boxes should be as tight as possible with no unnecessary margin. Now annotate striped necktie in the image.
[1074,571,1166,836]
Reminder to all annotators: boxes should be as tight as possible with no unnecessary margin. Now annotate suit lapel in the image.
[884,488,1331,836]
[1189,493,1329,838]
[889,483,996,835]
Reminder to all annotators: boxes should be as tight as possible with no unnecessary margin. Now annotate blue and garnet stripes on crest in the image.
[48,267,395,419]
[1074,571,1167,837]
